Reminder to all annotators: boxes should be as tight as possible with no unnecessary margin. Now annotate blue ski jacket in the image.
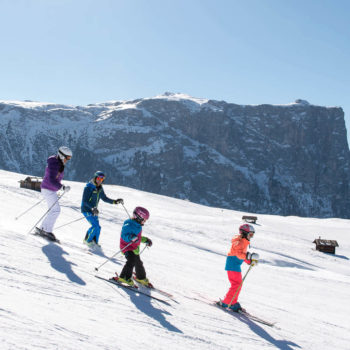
[81,180,114,214]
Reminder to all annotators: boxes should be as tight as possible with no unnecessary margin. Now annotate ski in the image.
[95,275,171,306]
[238,309,276,327]
[213,302,275,327]
[132,273,176,301]
[32,232,60,244]
[191,292,275,327]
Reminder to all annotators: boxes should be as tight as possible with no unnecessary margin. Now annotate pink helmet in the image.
[133,206,150,224]
[239,224,255,237]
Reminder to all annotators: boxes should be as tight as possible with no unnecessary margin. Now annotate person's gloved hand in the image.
[145,238,153,247]
[251,253,259,261]
[246,252,259,265]
[114,198,124,205]
[62,185,71,193]
[92,207,99,216]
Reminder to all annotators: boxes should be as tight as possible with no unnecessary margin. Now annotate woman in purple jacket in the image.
[36,146,72,241]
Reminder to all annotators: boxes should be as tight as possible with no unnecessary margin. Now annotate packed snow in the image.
[0,169,349,350]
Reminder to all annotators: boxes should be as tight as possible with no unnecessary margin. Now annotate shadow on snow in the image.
[125,288,183,333]
[42,244,86,285]
[323,253,349,260]
[259,248,318,270]
[238,314,301,350]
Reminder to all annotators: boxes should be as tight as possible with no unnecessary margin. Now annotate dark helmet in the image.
[239,224,255,239]
[93,171,106,185]
[133,206,150,225]
[94,171,105,179]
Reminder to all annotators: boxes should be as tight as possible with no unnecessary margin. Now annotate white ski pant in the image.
[40,188,61,233]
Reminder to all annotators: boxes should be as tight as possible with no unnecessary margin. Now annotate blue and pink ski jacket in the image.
[120,219,149,255]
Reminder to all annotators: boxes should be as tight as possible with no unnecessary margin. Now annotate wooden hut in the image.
[19,176,42,192]
[313,237,339,254]
[242,215,258,224]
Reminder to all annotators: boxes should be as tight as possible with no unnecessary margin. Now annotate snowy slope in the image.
[0,169,349,350]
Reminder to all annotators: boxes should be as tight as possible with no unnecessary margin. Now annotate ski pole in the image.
[228,262,255,307]
[15,198,45,220]
[139,245,147,255]
[94,238,137,272]
[121,203,131,219]
[27,192,66,235]
[55,216,85,230]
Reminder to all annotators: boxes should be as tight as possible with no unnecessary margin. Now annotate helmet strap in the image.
[134,215,144,225]
[240,230,249,239]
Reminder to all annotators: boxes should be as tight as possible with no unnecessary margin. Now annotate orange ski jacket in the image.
[225,235,250,272]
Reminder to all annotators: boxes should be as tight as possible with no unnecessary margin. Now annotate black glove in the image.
[62,185,71,193]
[92,207,99,216]
[145,238,152,247]
[114,198,124,205]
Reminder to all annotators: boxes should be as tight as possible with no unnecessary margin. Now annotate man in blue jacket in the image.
[81,171,123,248]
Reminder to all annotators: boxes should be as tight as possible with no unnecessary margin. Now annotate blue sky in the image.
[1,0,349,142]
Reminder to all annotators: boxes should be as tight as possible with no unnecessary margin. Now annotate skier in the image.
[35,146,72,241]
[218,223,259,312]
[81,171,124,248]
[112,206,153,287]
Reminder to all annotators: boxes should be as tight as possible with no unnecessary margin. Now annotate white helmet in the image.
[58,146,73,161]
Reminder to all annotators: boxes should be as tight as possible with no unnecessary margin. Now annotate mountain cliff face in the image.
[1,93,349,218]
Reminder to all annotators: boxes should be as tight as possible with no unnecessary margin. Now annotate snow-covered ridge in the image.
[150,92,209,104]
[0,99,75,110]
[0,94,322,110]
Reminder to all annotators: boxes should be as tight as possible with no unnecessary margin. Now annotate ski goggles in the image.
[96,175,105,182]
[59,151,72,160]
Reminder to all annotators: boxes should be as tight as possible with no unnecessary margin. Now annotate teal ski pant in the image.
[83,212,101,243]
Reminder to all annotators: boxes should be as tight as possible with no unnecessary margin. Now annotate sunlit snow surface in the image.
[0,169,349,350]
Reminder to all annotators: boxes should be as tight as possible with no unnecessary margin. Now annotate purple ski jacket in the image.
[41,155,64,192]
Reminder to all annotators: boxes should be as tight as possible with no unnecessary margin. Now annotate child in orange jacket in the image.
[218,224,259,312]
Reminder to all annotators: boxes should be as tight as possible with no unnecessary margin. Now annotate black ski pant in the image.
[119,251,146,280]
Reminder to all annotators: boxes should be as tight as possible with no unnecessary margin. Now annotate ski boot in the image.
[216,300,243,312]
[229,302,243,312]
[92,238,101,248]
[46,232,57,241]
[83,239,95,248]
[112,275,136,287]
[119,277,136,287]
[35,227,43,235]
[35,227,57,241]
[216,300,229,308]
[133,277,153,288]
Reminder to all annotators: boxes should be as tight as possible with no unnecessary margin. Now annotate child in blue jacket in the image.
[112,206,152,287]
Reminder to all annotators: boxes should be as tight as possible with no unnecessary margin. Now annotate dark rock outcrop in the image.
[0,94,349,218]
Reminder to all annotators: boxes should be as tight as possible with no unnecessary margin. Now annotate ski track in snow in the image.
[1,169,350,349]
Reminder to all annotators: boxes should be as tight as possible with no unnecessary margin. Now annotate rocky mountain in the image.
[1,93,349,218]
